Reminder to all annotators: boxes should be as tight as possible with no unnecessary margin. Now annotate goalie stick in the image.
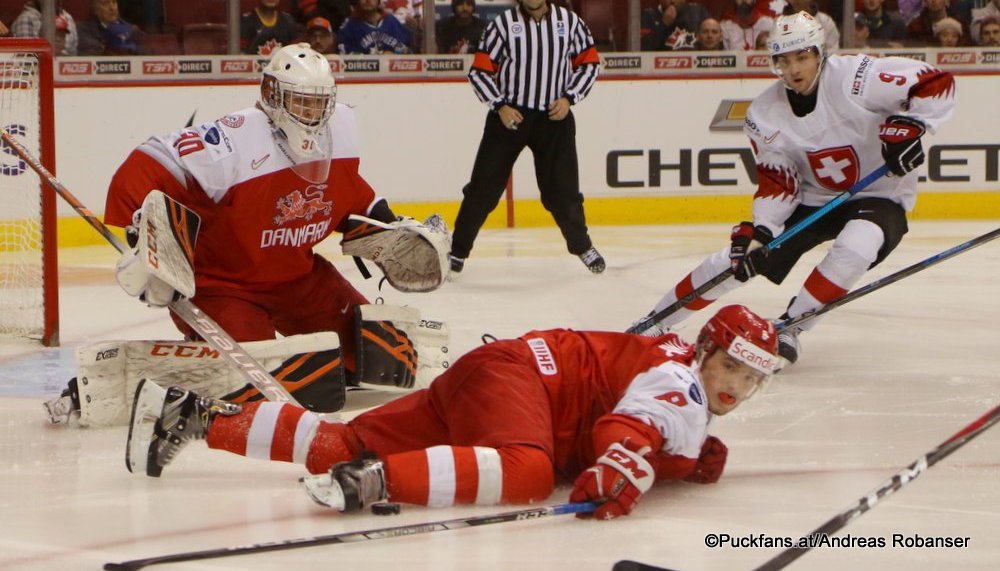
[103,501,598,570]
[627,165,890,335]
[0,130,300,406]
[613,401,1000,571]
[776,226,1000,332]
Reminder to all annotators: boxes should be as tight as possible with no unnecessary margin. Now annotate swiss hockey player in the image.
[126,305,778,520]
[631,12,955,367]
[44,44,451,428]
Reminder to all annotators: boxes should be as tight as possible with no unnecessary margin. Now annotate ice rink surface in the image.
[1,221,998,571]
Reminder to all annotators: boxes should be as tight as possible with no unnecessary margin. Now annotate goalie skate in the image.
[126,379,241,477]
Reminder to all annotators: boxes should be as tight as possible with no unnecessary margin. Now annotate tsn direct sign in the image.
[605,145,1000,188]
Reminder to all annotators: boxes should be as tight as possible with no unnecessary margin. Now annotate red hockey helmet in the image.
[697,305,779,376]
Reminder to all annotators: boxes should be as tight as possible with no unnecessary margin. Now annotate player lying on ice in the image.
[630,11,955,368]
[126,305,779,520]
[44,43,452,428]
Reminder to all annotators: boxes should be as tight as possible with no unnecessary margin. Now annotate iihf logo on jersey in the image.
[806,146,860,192]
[272,186,333,225]
[556,21,566,36]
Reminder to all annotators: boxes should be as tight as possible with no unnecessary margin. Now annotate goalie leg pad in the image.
[355,304,451,390]
[341,214,451,293]
[223,347,345,412]
[69,332,344,428]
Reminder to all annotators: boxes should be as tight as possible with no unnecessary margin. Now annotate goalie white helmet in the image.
[260,43,337,178]
[767,11,827,94]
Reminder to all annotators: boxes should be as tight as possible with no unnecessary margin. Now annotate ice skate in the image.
[126,379,241,477]
[300,456,388,511]
[776,326,802,367]
[579,247,606,274]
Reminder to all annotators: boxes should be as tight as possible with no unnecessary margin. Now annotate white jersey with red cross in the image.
[743,53,956,235]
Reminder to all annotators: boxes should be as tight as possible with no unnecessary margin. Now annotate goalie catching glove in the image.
[341,214,451,293]
[569,442,655,520]
[115,190,200,307]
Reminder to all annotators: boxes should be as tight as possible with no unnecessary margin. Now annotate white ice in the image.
[1,221,998,571]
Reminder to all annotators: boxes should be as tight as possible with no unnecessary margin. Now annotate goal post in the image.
[0,38,59,346]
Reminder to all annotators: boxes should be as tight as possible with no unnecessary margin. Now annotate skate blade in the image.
[299,472,346,509]
[125,379,167,474]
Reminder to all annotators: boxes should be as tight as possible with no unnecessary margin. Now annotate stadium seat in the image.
[142,32,182,55]
[165,0,229,29]
[578,0,629,51]
[181,23,229,54]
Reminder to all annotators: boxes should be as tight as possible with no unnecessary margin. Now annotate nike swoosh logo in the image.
[340,303,351,314]
[764,131,780,144]
[251,154,270,170]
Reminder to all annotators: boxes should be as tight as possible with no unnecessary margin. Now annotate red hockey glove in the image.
[570,443,655,520]
[683,436,728,484]
[879,115,926,177]
[729,222,774,282]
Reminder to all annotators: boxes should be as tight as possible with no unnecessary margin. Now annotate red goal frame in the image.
[1,38,59,346]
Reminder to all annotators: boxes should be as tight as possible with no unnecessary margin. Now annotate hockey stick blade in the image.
[777,227,1000,332]
[751,401,1000,571]
[612,560,680,571]
[0,130,300,408]
[628,165,889,334]
[103,502,598,570]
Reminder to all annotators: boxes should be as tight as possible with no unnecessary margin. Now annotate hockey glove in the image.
[683,436,728,484]
[729,222,774,282]
[570,442,655,520]
[879,115,926,177]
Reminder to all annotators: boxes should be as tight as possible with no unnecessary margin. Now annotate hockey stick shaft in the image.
[1,130,298,405]
[751,402,1000,571]
[628,165,889,334]
[103,501,598,571]
[777,227,1000,332]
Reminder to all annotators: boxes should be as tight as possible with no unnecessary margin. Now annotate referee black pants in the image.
[450,107,593,259]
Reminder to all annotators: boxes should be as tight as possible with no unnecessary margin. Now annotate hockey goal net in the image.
[0,39,58,346]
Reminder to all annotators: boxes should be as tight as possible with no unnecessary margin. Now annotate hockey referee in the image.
[449,0,604,275]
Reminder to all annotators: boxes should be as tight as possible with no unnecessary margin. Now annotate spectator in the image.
[640,0,710,51]
[383,0,422,51]
[298,0,353,31]
[979,15,1000,45]
[932,15,963,45]
[306,16,338,53]
[338,0,413,54]
[852,12,871,48]
[0,20,8,36]
[907,0,971,45]
[692,17,724,50]
[720,0,774,50]
[781,0,840,52]
[859,0,906,48]
[241,0,298,56]
[972,0,1000,44]
[78,0,142,55]
[11,1,79,56]
[436,0,486,54]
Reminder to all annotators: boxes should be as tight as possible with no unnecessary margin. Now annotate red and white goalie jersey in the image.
[744,54,956,235]
[105,104,382,291]
[518,330,712,479]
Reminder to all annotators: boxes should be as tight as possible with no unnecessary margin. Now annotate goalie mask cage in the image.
[0,39,58,346]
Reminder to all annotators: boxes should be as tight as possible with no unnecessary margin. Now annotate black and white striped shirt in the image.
[469,4,600,112]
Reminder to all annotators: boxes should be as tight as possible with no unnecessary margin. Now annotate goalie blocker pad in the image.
[355,304,450,390]
[341,214,451,293]
[67,332,344,428]
[115,190,200,301]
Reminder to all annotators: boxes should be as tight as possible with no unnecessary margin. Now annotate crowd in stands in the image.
[1,0,999,55]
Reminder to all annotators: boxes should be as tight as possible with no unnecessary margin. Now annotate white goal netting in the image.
[0,50,47,341]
